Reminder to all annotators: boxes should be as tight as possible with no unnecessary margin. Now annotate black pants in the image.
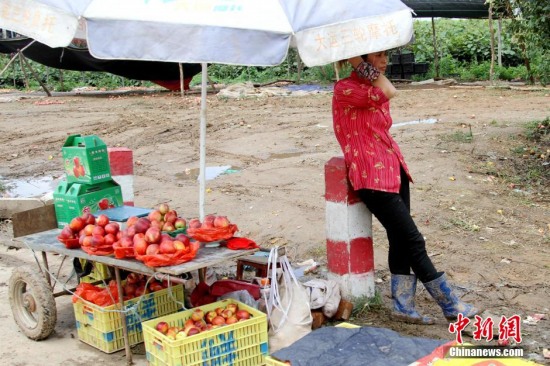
[356,168,438,283]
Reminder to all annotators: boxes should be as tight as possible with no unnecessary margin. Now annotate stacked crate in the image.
[388,52,429,80]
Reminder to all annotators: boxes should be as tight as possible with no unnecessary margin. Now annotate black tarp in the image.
[0,37,201,85]
[271,326,446,366]
[403,0,489,18]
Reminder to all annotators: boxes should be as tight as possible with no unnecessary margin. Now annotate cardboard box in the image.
[53,179,123,228]
[62,134,111,184]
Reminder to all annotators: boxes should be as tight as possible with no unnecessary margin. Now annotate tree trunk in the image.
[497,18,503,67]
[520,43,535,84]
[489,3,496,83]
[431,17,439,79]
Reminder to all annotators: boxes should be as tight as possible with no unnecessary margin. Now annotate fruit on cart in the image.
[104,233,117,246]
[104,222,120,235]
[127,216,139,227]
[126,272,141,284]
[205,310,217,324]
[81,212,96,225]
[159,240,177,254]
[226,315,238,325]
[148,210,163,223]
[236,309,251,320]
[188,218,201,229]
[174,218,187,230]
[221,309,233,319]
[134,217,152,234]
[96,214,110,227]
[158,202,170,215]
[69,216,86,232]
[211,315,226,326]
[152,302,253,339]
[225,303,238,314]
[146,244,160,255]
[92,225,105,236]
[83,224,95,236]
[202,215,215,228]
[145,203,189,234]
[213,216,230,228]
[155,321,169,335]
[191,308,205,322]
[164,210,178,224]
[145,227,161,244]
[185,326,201,337]
[186,215,238,242]
[134,236,148,255]
[162,222,176,232]
[59,226,76,239]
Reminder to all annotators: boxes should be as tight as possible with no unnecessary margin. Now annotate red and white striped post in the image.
[325,157,375,300]
[108,147,134,206]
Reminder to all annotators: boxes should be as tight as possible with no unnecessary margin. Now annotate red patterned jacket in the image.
[332,71,412,193]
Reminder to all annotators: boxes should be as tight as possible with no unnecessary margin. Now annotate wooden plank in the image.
[12,204,58,238]
[9,229,258,276]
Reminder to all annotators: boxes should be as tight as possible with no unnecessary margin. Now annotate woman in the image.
[332,51,480,324]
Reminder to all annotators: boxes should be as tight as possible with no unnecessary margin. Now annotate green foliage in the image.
[490,0,550,85]
[410,18,523,66]
[351,292,384,318]
[0,54,146,91]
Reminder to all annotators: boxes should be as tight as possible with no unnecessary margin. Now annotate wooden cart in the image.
[7,227,257,365]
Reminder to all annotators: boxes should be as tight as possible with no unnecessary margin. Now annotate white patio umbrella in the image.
[0,0,414,219]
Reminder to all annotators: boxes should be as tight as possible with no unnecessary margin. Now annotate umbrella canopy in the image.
[0,0,414,218]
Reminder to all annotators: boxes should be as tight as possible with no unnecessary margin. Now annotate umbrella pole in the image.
[199,63,207,221]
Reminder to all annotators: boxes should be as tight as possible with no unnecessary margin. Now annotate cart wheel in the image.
[8,266,57,340]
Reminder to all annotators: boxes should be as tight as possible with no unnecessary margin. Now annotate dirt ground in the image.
[0,81,548,365]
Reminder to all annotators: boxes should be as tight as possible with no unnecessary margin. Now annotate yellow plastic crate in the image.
[142,299,268,366]
[76,320,143,353]
[73,284,184,353]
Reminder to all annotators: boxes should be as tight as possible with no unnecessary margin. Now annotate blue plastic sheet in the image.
[271,326,446,366]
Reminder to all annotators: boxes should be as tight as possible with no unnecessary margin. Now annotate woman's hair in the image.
[336,60,348,72]
[336,54,368,72]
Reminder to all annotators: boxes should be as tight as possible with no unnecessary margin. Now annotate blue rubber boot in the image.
[423,273,480,320]
[391,274,435,325]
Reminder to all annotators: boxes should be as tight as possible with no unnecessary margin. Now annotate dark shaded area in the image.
[403,0,489,18]
[0,37,202,90]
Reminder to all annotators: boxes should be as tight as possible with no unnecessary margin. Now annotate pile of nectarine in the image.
[154,303,252,340]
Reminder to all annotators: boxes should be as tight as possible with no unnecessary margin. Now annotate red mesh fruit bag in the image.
[81,243,114,256]
[112,242,136,259]
[136,241,200,267]
[187,224,238,243]
[72,281,119,307]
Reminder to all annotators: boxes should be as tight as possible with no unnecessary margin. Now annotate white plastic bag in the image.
[303,279,341,318]
[265,247,312,353]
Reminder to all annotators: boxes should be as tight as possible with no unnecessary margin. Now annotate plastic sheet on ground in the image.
[270,326,446,366]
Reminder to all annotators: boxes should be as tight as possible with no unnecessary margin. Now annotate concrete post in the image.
[325,157,375,300]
